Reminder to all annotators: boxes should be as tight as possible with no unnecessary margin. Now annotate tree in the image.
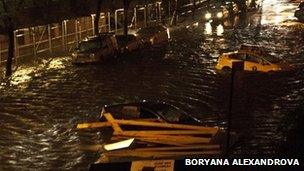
[123,0,129,36]
[0,0,26,77]
[94,0,102,34]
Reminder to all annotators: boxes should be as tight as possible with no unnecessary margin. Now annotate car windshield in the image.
[143,103,197,124]
[103,102,198,124]
[228,53,245,60]
[78,40,101,52]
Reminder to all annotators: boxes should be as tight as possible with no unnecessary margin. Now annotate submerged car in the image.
[136,25,169,46]
[115,34,143,54]
[72,34,144,64]
[100,101,202,125]
[72,34,118,64]
[215,45,291,72]
[204,1,239,21]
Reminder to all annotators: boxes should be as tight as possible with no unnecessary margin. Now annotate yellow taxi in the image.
[215,46,291,72]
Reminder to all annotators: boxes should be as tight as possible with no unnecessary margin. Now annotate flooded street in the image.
[1,0,304,170]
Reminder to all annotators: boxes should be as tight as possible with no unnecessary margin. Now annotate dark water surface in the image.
[1,0,304,170]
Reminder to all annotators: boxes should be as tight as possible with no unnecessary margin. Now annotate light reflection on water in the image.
[204,22,212,35]
[216,24,224,36]
[10,67,35,86]
[261,0,297,25]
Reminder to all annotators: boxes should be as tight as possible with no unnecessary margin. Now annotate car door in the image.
[256,55,272,72]
[244,53,260,71]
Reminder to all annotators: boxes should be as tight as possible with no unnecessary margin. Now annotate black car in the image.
[100,100,202,125]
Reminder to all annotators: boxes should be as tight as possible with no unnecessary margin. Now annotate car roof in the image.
[103,100,201,124]
[81,33,114,42]
[137,25,166,33]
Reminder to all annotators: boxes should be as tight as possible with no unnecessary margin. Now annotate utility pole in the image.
[226,61,244,151]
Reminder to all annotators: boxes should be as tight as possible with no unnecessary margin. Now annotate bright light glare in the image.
[205,12,212,20]
[216,24,224,36]
[204,22,212,35]
[11,67,34,85]
[47,58,65,70]
[217,12,223,18]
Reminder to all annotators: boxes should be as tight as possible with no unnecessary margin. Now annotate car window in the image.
[162,108,182,122]
[78,40,101,52]
[236,53,246,60]
[263,55,281,63]
[161,107,197,124]
[229,53,246,60]
[106,105,141,119]
[246,54,259,63]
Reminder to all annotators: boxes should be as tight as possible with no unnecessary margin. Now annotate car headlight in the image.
[205,12,212,20]
[217,12,223,18]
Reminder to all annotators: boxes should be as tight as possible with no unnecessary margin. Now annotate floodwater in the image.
[1,0,304,170]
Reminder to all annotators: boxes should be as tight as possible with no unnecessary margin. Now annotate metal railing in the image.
[0,1,173,66]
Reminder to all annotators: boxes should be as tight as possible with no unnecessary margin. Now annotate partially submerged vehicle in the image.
[115,34,143,54]
[136,25,169,46]
[77,101,234,170]
[215,44,292,72]
[72,34,144,64]
[203,0,239,21]
[99,101,202,125]
[72,34,118,64]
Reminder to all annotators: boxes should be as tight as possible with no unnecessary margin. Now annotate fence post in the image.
[32,27,36,57]
[61,21,65,51]
[134,7,137,29]
[84,17,88,36]
[79,20,82,40]
[91,14,95,35]
[75,20,79,44]
[14,31,18,63]
[107,12,111,32]
[47,24,52,54]
[64,20,68,49]
[115,10,118,33]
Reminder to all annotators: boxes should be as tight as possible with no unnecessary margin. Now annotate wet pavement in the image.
[0,0,304,170]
